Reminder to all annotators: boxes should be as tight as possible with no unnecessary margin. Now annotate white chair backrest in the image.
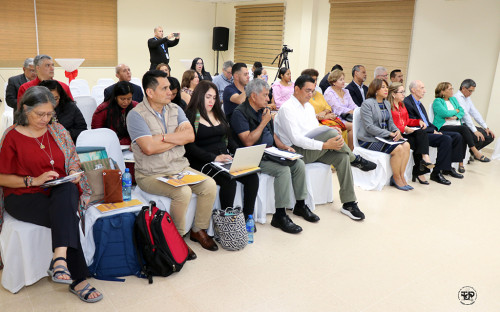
[427,103,434,124]
[96,78,115,87]
[130,77,141,89]
[352,108,361,148]
[76,128,125,172]
[74,96,97,130]
[91,85,106,106]
[69,79,90,96]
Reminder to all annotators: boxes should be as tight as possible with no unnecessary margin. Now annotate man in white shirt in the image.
[454,79,495,157]
[274,75,376,221]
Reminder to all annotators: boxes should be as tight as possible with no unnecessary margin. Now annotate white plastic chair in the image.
[96,78,115,87]
[69,79,90,96]
[0,212,53,293]
[76,128,126,173]
[427,103,435,124]
[130,77,141,88]
[493,140,500,160]
[74,96,97,130]
[253,163,334,224]
[91,85,106,106]
[352,108,412,191]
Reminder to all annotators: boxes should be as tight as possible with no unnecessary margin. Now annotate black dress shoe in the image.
[419,159,435,171]
[412,174,429,185]
[187,246,197,261]
[430,172,451,185]
[442,168,464,179]
[271,215,303,234]
[293,204,320,222]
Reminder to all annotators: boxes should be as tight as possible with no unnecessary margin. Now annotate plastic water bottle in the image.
[246,215,255,244]
[122,168,132,201]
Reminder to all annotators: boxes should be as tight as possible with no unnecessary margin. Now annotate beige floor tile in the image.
[1,149,498,311]
[0,295,33,312]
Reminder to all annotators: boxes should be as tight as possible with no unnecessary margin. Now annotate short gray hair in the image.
[460,79,476,90]
[23,58,34,68]
[245,79,270,97]
[223,60,234,71]
[351,65,364,78]
[408,80,418,93]
[15,86,56,126]
[374,66,387,78]
[33,54,52,67]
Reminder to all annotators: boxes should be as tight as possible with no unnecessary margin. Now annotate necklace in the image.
[27,128,55,170]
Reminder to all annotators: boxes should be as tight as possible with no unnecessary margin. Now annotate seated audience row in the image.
[2,55,495,305]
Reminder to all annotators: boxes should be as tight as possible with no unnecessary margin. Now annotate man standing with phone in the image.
[148,26,180,70]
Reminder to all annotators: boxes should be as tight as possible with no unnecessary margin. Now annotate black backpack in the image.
[134,201,189,283]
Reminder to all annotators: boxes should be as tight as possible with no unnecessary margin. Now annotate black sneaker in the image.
[351,155,377,171]
[271,215,303,234]
[341,202,365,221]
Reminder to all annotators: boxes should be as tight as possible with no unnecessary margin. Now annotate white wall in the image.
[406,0,500,133]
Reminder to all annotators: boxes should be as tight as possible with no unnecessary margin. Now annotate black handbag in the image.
[340,113,353,123]
[262,153,296,167]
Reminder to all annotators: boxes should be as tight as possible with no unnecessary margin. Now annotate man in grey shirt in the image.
[212,60,234,102]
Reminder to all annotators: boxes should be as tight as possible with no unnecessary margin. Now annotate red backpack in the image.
[134,201,188,283]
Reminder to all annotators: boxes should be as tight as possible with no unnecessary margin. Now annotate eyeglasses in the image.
[396,91,405,94]
[304,89,315,94]
[196,62,203,65]
[466,88,474,93]
[32,111,56,119]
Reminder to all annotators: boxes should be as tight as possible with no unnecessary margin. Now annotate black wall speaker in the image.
[212,27,229,51]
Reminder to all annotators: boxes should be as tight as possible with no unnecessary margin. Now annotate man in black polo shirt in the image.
[230,79,319,234]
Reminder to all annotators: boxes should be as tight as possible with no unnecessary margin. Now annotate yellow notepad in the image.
[229,167,261,177]
[156,171,207,187]
[95,199,143,213]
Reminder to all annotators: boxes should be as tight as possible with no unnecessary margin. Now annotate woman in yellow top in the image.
[302,69,349,148]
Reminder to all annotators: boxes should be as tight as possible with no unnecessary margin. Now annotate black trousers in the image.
[403,129,430,176]
[423,131,463,172]
[5,183,88,281]
[440,125,473,159]
[473,127,494,151]
[205,166,259,219]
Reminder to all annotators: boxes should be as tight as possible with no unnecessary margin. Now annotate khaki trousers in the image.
[135,167,217,236]
[293,129,357,204]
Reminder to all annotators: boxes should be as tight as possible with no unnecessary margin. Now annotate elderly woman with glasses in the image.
[0,86,102,303]
[432,82,488,173]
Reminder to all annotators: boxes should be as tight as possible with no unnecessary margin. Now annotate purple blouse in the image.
[324,86,357,122]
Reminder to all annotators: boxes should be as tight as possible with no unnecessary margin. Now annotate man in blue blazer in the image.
[403,80,464,185]
[345,65,368,107]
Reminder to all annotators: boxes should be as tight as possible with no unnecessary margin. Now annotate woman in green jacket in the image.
[432,82,489,173]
